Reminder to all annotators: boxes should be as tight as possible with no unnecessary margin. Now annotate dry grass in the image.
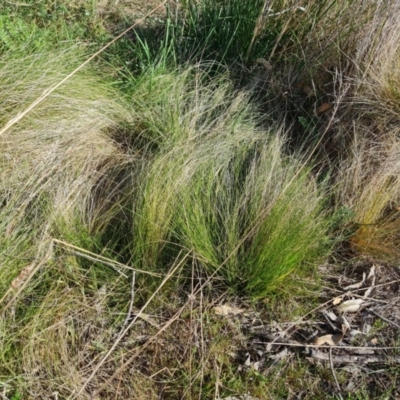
[331,2,400,261]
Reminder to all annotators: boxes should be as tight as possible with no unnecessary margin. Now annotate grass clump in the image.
[0,47,135,397]
[332,3,400,261]
[129,66,332,297]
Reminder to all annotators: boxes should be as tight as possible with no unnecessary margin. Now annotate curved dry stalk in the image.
[53,238,163,277]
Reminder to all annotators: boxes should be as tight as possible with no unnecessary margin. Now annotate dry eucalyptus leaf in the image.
[313,333,343,346]
[337,299,364,313]
[371,338,379,345]
[316,102,332,115]
[214,304,245,316]
[333,297,342,305]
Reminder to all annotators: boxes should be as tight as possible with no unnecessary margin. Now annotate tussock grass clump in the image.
[336,137,400,260]
[130,67,332,296]
[0,47,135,397]
[0,47,130,236]
[332,3,400,261]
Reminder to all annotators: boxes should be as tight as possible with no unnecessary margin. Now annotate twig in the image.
[369,309,400,329]
[258,342,400,350]
[0,0,168,138]
[309,349,400,365]
[351,279,400,293]
[348,293,388,304]
[68,250,128,278]
[329,347,342,396]
[322,286,390,303]
[53,238,163,277]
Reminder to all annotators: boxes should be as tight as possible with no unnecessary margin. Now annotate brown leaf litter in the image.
[229,261,400,398]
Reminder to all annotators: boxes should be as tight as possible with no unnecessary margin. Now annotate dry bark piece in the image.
[324,309,339,321]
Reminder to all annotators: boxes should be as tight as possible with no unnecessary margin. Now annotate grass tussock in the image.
[129,67,332,296]
[331,2,400,261]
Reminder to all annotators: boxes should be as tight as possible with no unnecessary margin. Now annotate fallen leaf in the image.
[214,304,245,316]
[333,297,342,305]
[11,263,35,289]
[313,333,343,346]
[316,103,332,115]
[337,299,364,313]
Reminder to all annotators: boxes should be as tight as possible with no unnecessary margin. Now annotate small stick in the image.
[91,303,186,398]
[68,250,128,278]
[329,347,342,396]
[53,238,163,277]
[257,342,400,350]
[351,279,400,293]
